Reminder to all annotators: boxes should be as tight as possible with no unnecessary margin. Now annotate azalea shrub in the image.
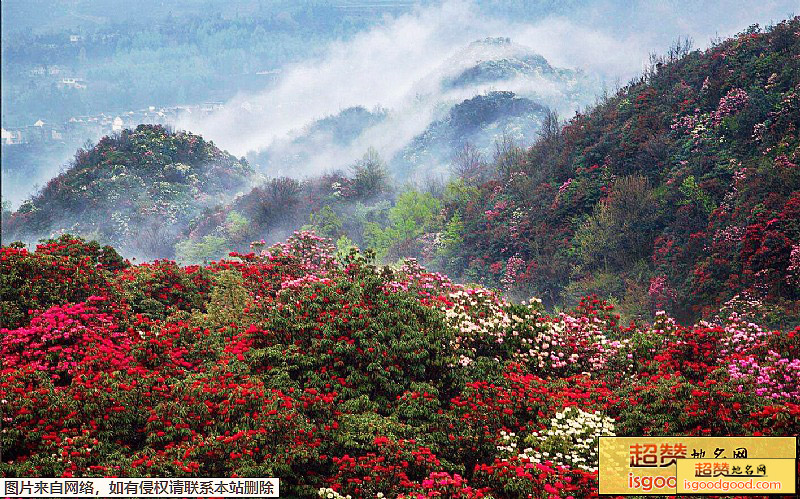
[1,231,799,498]
[0,235,126,329]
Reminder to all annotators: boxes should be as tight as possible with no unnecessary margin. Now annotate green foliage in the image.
[335,235,358,261]
[223,211,251,243]
[440,211,464,254]
[574,175,658,273]
[350,148,390,200]
[197,269,253,331]
[563,272,625,307]
[309,205,344,240]
[175,235,228,265]
[388,191,441,239]
[429,19,800,321]
[678,175,715,214]
[363,191,441,262]
[4,125,252,259]
[247,269,456,410]
[114,260,212,322]
[443,178,480,206]
[2,231,799,497]
[0,234,125,329]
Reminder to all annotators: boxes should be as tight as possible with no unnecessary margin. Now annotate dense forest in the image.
[426,19,800,324]
[221,18,800,325]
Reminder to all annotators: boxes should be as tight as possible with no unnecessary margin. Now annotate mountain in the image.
[9,20,797,327]
[439,37,594,109]
[431,18,800,324]
[443,37,556,89]
[391,90,549,178]
[2,124,254,258]
[3,11,800,499]
[246,106,389,176]
[244,37,598,181]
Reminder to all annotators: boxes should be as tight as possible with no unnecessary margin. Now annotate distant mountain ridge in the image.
[391,90,548,177]
[443,37,556,89]
[246,37,598,181]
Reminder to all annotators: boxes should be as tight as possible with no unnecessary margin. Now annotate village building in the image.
[1,128,24,145]
[59,77,86,90]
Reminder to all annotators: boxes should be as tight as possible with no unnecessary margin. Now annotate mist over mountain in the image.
[2,125,254,259]
[3,0,795,209]
[243,35,597,181]
[390,90,549,179]
[0,1,420,210]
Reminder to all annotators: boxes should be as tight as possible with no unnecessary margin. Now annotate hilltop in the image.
[243,37,597,181]
[391,91,549,178]
[2,124,253,259]
[5,20,799,327]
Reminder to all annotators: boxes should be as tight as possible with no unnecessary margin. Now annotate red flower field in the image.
[1,233,798,498]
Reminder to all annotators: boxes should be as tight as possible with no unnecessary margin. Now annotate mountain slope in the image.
[391,90,549,177]
[3,124,254,258]
[246,106,388,176]
[442,37,556,89]
[434,18,800,323]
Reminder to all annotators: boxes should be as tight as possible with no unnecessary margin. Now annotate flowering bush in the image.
[525,406,615,472]
[430,19,800,327]
[0,235,126,329]
[2,231,799,498]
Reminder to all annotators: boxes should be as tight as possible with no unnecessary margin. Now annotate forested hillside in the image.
[427,18,800,323]
[2,15,800,499]
[2,125,253,259]
[4,19,799,325]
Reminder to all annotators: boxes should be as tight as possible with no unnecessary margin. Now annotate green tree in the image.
[679,175,715,214]
[308,205,343,240]
[223,211,251,243]
[388,190,441,242]
[351,147,390,199]
[175,234,228,264]
[364,190,441,261]
[574,175,658,272]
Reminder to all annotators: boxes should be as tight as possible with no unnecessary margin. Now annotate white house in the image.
[0,128,19,144]
[60,77,86,89]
